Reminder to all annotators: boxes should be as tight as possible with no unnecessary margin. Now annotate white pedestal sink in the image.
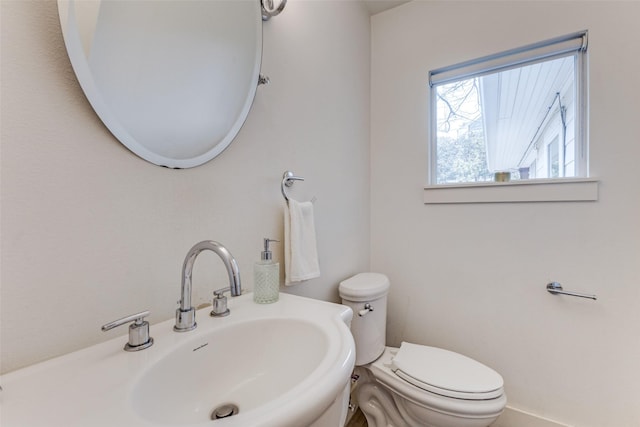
[1,293,356,427]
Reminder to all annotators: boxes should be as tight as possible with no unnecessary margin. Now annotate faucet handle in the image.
[101,311,154,351]
[213,287,230,298]
[211,287,231,317]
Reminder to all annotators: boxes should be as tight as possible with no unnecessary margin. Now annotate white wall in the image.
[5,1,640,425]
[0,0,371,374]
[371,2,640,426]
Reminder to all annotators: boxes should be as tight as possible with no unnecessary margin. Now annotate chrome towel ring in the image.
[281,171,304,203]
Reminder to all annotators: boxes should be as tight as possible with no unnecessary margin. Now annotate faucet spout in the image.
[174,240,242,332]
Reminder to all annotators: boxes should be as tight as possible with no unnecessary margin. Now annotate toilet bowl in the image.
[339,273,506,427]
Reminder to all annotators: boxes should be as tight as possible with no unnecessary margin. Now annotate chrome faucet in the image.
[174,240,241,332]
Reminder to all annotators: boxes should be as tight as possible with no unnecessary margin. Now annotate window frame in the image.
[427,31,589,187]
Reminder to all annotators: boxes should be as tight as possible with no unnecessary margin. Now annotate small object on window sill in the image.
[494,171,511,182]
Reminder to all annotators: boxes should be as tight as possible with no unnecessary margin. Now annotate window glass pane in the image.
[435,77,492,184]
[433,53,580,184]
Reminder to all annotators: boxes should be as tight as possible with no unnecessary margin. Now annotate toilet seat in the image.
[391,342,504,400]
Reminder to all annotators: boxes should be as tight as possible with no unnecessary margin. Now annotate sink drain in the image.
[211,403,239,420]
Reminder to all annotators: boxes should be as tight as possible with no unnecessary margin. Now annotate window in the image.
[428,31,588,186]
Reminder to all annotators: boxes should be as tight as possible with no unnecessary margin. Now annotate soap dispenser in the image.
[253,238,280,304]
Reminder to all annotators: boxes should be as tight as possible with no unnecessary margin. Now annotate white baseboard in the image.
[492,406,573,427]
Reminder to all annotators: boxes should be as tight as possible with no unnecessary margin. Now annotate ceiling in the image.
[362,0,411,15]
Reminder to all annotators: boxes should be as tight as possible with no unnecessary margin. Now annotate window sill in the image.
[423,178,599,204]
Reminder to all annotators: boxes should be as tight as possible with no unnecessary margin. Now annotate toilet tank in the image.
[339,273,390,366]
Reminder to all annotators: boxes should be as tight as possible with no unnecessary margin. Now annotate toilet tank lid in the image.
[339,273,390,301]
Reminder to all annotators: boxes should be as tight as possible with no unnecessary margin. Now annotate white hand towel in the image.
[284,199,320,285]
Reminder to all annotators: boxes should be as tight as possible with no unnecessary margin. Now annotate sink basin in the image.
[0,293,355,427]
[133,318,328,424]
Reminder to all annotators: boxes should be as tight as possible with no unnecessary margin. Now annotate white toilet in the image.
[339,273,506,427]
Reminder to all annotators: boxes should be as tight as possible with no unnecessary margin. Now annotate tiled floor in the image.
[345,408,367,427]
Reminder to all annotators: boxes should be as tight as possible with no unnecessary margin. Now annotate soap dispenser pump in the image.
[253,238,280,304]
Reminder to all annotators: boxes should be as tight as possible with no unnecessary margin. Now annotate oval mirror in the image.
[58,0,262,168]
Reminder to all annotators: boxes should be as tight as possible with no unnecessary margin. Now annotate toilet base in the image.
[391,393,503,427]
[354,368,406,427]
